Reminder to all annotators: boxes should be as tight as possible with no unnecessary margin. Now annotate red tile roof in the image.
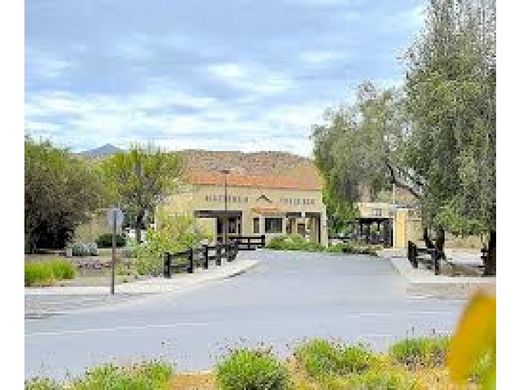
[187,171,322,191]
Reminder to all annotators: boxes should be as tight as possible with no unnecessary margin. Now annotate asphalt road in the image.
[25,250,466,380]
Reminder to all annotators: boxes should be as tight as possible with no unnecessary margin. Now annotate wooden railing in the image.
[228,234,266,251]
[407,241,442,275]
[163,235,265,278]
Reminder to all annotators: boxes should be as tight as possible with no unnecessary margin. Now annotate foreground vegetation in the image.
[25,335,493,389]
[25,259,76,287]
[266,235,379,256]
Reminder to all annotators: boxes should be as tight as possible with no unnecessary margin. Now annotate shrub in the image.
[267,235,324,252]
[135,213,210,275]
[294,339,375,379]
[216,348,290,390]
[72,360,174,390]
[123,238,139,259]
[325,242,379,256]
[70,242,99,256]
[25,262,55,287]
[25,376,62,390]
[95,233,126,248]
[25,259,76,286]
[389,336,450,368]
[85,242,99,256]
[342,367,417,389]
[50,259,76,280]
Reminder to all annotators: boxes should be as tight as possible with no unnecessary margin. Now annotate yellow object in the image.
[447,289,496,387]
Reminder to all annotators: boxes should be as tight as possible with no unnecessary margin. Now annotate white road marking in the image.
[25,322,209,338]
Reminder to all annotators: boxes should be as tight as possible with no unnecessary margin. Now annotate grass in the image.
[25,259,76,287]
[215,347,290,390]
[388,336,451,369]
[294,339,375,379]
[72,361,173,390]
[26,337,490,389]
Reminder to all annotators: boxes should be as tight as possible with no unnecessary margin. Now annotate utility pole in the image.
[221,169,231,244]
[111,207,116,295]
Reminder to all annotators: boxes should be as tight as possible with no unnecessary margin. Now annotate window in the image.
[373,208,383,217]
[265,218,282,233]
[253,218,260,234]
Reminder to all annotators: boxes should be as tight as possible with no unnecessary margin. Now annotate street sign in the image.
[107,207,124,295]
[107,207,124,229]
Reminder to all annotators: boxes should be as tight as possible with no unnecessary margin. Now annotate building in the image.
[354,201,422,248]
[159,150,329,246]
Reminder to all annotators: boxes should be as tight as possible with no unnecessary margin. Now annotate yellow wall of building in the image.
[159,183,328,245]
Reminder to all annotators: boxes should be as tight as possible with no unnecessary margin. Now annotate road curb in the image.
[25,259,259,297]
[389,257,495,299]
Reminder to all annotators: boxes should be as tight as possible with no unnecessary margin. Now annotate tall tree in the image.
[313,82,414,229]
[404,0,496,273]
[25,137,107,251]
[99,145,183,243]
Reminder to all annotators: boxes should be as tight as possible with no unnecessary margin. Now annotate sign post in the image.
[107,207,124,295]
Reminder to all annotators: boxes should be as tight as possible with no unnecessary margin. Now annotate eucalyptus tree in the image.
[313,82,414,231]
[99,144,183,243]
[404,0,496,273]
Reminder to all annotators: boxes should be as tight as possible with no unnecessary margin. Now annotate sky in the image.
[25,0,425,157]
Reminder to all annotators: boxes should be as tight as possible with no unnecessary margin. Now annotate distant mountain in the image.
[79,144,125,158]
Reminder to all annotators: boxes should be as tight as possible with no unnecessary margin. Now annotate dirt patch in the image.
[168,372,215,390]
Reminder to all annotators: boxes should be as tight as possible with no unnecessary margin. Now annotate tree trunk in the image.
[135,211,144,244]
[423,227,435,249]
[484,230,496,276]
[435,228,445,253]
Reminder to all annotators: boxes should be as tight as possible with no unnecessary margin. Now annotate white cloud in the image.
[24,84,331,157]
[26,48,72,79]
[300,50,343,64]
[207,62,294,96]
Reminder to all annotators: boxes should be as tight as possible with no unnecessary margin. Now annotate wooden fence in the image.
[407,241,442,275]
[163,235,265,278]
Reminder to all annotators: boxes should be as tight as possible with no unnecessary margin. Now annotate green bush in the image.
[95,233,126,248]
[25,377,62,390]
[25,259,76,287]
[266,235,324,252]
[72,360,173,390]
[294,339,374,379]
[389,336,450,368]
[25,262,55,287]
[341,367,417,389]
[70,242,98,256]
[135,213,210,275]
[50,259,76,280]
[326,242,379,256]
[216,348,290,390]
[469,351,495,384]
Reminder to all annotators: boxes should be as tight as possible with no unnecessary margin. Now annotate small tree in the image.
[99,144,182,243]
[25,137,107,251]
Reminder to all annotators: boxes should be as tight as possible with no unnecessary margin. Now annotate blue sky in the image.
[25,0,425,156]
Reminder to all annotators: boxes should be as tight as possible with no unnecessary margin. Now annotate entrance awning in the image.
[251,207,285,216]
[195,210,242,218]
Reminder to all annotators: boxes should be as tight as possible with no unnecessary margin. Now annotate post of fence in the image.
[225,242,230,262]
[261,234,265,248]
[247,236,251,250]
[187,248,194,273]
[203,245,209,269]
[216,244,222,266]
[433,248,440,275]
[163,252,172,278]
[410,242,418,268]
